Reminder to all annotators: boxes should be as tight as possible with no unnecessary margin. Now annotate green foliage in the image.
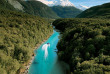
[75,55,110,74]
[18,0,59,19]
[0,65,7,74]
[0,8,53,74]
[0,0,15,10]
[0,50,20,74]
[0,0,59,19]
[51,6,82,18]
[53,18,110,73]
[76,3,110,19]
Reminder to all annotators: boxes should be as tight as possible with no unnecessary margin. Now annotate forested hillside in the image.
[53,18,110,74]
[51,6,82,18]
[0,9,53,74]
[76,3,110,18]
[0,0,59,19]
[18,0,59,19]
[0,0,15,10]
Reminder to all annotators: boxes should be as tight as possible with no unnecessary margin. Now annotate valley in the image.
[0,0,110,74]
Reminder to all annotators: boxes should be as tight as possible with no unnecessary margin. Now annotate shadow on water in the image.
[28,30,70,74]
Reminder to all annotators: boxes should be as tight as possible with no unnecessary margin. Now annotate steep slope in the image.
[51,6,82,18]
[0,0,15,10]
[0,0,54,74]
[0,8,53,73]
[76,3,110,18]
[18,0,59,19]
[8,0,24,11]
[1,0,59,19]
[76,5,89,11]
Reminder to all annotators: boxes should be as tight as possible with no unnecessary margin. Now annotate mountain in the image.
[51,6,82,18]
[0,0,15,10]
[18,0,59,19]
[76,3,110,18]
[53,0,74,7]
[50,0,82,18]
[76,5,89,11]
[3,0,59,19]
[5,0,81,18]
[35,0,81,18]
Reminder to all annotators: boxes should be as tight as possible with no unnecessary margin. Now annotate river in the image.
[28,30,64,74]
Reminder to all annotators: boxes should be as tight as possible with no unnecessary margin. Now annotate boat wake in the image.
[42,43,50,59]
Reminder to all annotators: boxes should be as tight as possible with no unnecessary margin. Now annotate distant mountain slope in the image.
[76,3,110,18]
[18,1,59,19]
[76,5,89,11]
[8,0,24,11]
[0,0,15,10]
[51,6,82,18]
[1,0,59,19]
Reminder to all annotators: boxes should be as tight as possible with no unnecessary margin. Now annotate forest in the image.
[0,8,53,74]
[51,6,82,18]
[76,3,110,19]
[53,18,110,74]
[18,0,59,19]
[1,0,110,74]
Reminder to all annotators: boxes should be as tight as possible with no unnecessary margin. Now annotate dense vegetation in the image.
[0,0,59,19]
[18,0,59,19]
[0,0,15,10]
[0,8,53,74]
[53,18,110,74]
[76,3,110,18]
[51,6,82,18]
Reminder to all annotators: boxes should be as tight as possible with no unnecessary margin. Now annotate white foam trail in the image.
[42,44,50,59]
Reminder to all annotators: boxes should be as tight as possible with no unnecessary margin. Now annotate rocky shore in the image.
[23,55,35,74]
[20,40,47,74]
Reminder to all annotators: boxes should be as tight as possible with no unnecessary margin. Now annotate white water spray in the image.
[42,43,50,59]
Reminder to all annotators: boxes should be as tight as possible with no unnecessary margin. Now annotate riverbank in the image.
[19,33,53,74]
[24,40,47,74]
[27,30,64,74]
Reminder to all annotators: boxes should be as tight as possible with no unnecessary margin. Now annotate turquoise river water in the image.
[28,30,64,74]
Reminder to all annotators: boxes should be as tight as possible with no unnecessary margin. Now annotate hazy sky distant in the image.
[70,0,110,7]
[36,0,110,7]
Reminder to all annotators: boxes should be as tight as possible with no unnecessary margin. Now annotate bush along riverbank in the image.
[0,9,53,74]
[53,18,110,74]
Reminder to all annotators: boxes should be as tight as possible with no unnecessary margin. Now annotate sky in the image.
[71,0,110,7]
[36,0,110,7]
